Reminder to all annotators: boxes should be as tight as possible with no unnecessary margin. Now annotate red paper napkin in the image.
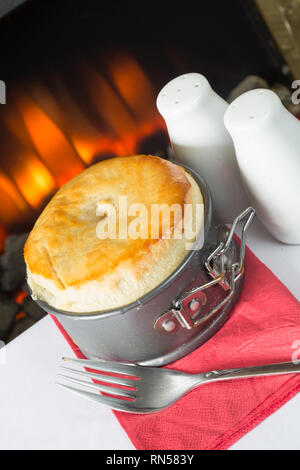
[52,246,300,450]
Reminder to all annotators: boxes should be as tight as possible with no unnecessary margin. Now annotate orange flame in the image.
[109,54,157,122]
[12,151,56,208]
[16,93,85,186]
[82,61,137,142]
[14,290,27,304]
[0,171,29,225]
[0,52,167,229]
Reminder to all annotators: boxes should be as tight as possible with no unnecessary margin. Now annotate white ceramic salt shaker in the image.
[156,73,249,222]
[224,88,300,245]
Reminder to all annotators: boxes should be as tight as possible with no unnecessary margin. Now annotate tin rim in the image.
[35,160,212,320]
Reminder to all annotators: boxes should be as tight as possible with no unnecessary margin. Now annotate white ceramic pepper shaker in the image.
[156,73,249,222]
[224,88,300,245]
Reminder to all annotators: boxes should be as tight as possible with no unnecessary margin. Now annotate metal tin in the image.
[35,162,255,366]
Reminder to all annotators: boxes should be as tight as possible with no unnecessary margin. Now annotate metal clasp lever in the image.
[154,207,255,335]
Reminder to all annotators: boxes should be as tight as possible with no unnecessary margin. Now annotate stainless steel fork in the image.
[57,358,300,414]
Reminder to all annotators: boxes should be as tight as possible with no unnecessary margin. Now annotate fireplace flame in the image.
[0,171,30,225]
[109,54,157,123]
[16,93,85,186]
[0,53,166,229]
[11,151,56,208]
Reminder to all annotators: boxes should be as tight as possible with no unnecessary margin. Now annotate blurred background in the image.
[0,0,300,342]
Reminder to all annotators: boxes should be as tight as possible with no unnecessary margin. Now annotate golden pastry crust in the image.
[24,155,204,312]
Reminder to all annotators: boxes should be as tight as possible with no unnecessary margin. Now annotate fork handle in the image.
[201,361,300,383]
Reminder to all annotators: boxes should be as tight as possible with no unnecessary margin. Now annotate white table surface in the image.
[0,217,299,450]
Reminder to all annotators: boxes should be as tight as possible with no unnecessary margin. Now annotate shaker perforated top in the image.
[156,73,211,118]
[224,88,282,132]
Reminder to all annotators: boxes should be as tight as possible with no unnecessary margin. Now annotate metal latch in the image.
[154,207,255,335]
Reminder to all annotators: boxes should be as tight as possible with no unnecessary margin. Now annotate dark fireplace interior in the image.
[0,0,294,342]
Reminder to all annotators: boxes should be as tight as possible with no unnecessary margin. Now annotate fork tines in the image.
[56,357,140,412]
